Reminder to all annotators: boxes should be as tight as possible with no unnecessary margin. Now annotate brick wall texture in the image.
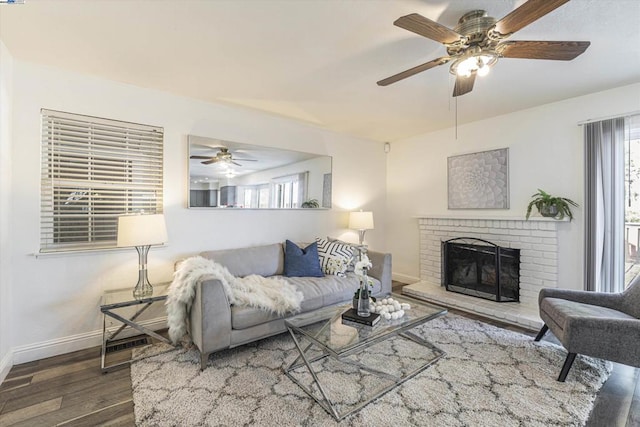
[419,218,559,310]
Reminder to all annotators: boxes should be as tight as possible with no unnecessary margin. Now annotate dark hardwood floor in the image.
[0,282,637,426]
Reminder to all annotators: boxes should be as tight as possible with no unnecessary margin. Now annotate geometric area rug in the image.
[131,314,611,426]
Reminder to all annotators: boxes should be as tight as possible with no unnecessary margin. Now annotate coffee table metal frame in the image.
[284,295,447,421]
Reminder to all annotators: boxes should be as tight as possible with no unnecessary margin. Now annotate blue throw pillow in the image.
[284,240,324,277]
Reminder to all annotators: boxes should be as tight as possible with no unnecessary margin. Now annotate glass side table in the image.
[100,283,172,372]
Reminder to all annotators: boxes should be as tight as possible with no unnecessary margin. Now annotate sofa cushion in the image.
[316,237,354,276]
[283,240,324,277]
[200,243,284,277]
[540,297,635,342]
[231,305,283,330]
[230,273,382,330]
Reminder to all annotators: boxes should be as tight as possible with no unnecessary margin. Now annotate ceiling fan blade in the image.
[394,13,464,44]
[230,161,242,167]
[453,72,476,97]
[499,40,590,60]
[377,57,450,86]
[190,155,213,159]
[233,158,257,162]
[493,0,570,37]
[202,158,221,165]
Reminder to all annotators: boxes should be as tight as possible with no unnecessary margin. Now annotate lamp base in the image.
[132,245,154,299]
[358,230,367,246]
[133,279,153,299]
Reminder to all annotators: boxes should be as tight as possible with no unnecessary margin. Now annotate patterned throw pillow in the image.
[316,237,354,276]
[327,236,360,272]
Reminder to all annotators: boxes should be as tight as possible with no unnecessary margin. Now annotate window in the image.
[258,185,269,208]
[238,184,270,208]
[271,172,308,209]
[624,114,640,288]
[40,110,163,252]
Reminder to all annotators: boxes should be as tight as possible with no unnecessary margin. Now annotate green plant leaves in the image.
[526,189,578,221]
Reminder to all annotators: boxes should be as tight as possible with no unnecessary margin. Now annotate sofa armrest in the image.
[367,250,392,296]
[539,288,623,311]
[189,278,232,355]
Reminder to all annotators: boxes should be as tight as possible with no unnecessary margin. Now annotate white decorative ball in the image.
[384,313,391,320]
[401,303,411,310]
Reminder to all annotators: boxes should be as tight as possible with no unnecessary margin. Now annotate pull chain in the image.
[455,96,458,140]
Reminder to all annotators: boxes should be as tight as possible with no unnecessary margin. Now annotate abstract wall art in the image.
[448,148,509,209]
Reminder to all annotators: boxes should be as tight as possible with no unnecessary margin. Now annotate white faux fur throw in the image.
[166,256,303,345]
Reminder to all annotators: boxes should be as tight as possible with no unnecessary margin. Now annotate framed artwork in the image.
[448,148,509,209]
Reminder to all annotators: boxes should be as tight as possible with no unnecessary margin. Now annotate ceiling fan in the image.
[190,147,257,166]
[377,0,590,97]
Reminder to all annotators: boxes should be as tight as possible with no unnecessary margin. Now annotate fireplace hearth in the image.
[442,237,520,302]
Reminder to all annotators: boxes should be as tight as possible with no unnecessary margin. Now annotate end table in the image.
[100,283,171,372]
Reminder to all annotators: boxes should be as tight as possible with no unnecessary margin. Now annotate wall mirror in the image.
[188,135,332,209]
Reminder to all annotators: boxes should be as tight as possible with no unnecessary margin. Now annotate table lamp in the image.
[117,213,168,299]
[349,211,374,245]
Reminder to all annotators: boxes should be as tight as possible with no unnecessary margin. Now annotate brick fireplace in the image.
[402,216,561,330]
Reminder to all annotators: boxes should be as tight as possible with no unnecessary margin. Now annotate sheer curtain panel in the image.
[584,118,625,292]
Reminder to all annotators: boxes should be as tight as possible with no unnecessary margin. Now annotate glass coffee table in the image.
[284,295,447,421]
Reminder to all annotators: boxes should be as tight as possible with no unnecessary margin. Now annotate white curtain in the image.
[584,118,625,292]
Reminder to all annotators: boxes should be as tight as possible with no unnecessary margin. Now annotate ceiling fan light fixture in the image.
[476,60,491,77]
[450,51,498,77]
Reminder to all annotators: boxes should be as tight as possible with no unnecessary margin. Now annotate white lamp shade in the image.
[117,214,168,247]
[349,211,374,230]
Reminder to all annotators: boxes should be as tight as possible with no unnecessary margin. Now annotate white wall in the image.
[387,83,640,290]
[8,60,387,363]
[0,40,14,382]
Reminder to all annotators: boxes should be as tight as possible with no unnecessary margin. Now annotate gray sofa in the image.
[187,242,392,369]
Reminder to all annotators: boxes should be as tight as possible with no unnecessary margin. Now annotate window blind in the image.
[40,109,164,252]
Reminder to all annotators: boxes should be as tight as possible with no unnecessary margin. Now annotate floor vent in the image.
[105,337,151,354]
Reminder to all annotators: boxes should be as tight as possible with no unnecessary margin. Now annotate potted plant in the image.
[526,189,578,221]
[301,199,320,208]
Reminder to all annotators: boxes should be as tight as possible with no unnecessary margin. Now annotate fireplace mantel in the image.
[414,214,568,222]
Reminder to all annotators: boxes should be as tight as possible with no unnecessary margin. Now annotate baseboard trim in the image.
[12,316,167,365]
[0,348,13,384]
[392,272,420,285]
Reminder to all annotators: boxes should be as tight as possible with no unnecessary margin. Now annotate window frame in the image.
[40,109,164,253]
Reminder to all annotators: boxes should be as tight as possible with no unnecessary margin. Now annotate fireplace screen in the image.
[442,237,520,302]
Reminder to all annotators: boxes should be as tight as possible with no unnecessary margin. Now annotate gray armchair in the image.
[534,278,640,381]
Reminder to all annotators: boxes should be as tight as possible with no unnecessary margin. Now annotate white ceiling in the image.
[1,0,639,142]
